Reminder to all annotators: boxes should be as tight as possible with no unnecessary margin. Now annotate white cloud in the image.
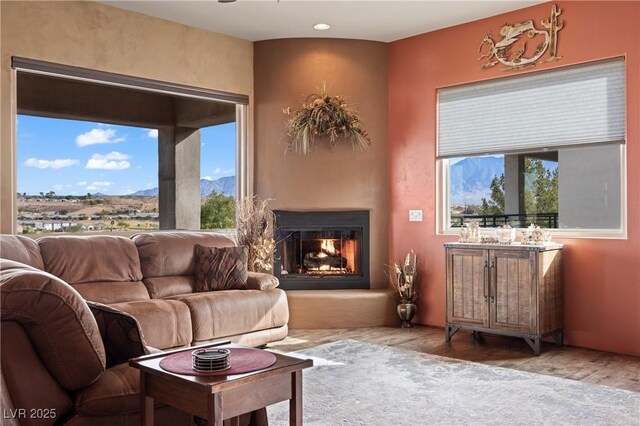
[53,184,65,191]
[202,176,212,181]
[25,158,79,169]
[77,181,87,186]
[105,152,128,160]
[86,152,130,170]
[136,165,142,169]
[210,167,234,177]
[147,129,158,138]
[86,182,112,190]
[76,128,125,147]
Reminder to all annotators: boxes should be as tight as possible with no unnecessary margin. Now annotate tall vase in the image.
[397,299,417,328]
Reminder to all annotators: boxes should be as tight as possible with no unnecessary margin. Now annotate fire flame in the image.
[321,239,338,255]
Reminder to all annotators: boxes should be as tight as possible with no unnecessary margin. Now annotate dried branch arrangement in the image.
[283,83,371,155]
[235,196,276,273]
[387,251,418,303]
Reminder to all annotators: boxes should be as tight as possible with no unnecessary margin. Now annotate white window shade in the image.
[437,59,626,158]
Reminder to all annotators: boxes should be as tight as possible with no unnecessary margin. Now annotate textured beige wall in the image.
[0,1,253,233]
[254,38,389,288]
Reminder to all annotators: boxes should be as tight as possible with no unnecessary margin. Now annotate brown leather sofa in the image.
[0,231,288,424]
[1,258,191,425]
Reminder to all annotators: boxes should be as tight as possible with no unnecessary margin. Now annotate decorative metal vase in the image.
[397,300,417,328]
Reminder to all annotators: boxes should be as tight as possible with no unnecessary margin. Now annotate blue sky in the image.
[17,115,236,195]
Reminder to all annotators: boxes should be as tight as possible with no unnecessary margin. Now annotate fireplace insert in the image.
[274,211,370,290]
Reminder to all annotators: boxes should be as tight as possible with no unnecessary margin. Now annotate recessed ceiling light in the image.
[313,23,331,31]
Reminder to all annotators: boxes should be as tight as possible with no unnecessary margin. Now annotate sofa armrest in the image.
[245,272,279,290]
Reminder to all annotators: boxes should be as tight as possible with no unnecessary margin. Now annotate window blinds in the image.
[437,59,626,158]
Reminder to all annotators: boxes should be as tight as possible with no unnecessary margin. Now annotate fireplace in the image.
[274,211,370,290]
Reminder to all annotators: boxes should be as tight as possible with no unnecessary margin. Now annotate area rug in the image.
[267,339,639,426]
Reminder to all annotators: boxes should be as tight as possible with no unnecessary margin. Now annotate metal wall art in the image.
[479,4,563,71]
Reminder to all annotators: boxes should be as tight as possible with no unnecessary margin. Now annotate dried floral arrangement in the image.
[283,83,371,155]
[235,196,276,273]
[387,251,419,303]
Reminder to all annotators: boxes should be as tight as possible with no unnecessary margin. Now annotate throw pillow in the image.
[87,301,149,367]
[194,245,249,292]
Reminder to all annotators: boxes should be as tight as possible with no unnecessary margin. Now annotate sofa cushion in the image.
[139,276,196,300]
[1,321,73,423]
[133,231,235,298]
[194,244,248,292]
[109,299,192,349]
[38,235,149,303]
[87,302,149,367]
[169,289,289,342]
[74,363,141,416]
[71,281,151,305]
[246,272,280,290]
[0,259,106,390]
[62,406,191,426]
[0,234,44,269]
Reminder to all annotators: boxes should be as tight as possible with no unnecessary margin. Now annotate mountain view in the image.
[450,156,504,205]
[131,176,236,198]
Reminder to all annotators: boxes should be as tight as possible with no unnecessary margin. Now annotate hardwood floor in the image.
[268,326,640,393]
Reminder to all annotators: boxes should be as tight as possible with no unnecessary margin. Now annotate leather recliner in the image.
[0,259,191,425]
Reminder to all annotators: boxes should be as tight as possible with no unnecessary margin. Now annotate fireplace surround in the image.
[274,211,370,290]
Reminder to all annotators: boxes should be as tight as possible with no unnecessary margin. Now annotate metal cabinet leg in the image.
[523,336,541,356]
[445,324,461,342]
[533,338,541,356]
[554,330,564,347]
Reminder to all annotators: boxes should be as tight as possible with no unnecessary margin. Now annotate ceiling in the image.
[101,0,545,43]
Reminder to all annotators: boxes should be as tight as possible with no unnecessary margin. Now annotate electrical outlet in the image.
[409,210,423,222]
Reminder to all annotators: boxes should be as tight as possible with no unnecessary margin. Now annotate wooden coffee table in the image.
[129,341,313,426]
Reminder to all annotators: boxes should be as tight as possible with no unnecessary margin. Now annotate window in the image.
[445,147,622,232]
[438,59,626,236]
[200,123,237,230]
[17,116,160,235]
[13,57,249,234]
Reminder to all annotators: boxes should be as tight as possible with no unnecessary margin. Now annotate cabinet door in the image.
[446,248,488,327]
[489,250,536,333]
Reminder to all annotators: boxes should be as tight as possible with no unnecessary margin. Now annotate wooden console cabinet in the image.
[444,242,563,355]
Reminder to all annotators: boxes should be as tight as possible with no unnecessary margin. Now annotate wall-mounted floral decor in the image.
[283,84,370,155]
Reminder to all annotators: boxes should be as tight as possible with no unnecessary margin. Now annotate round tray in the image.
[159,347,277,377]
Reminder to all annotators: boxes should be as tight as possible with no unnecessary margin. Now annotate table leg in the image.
[208,393,223,426]
[140,374,153,426]
[290,370,302,426]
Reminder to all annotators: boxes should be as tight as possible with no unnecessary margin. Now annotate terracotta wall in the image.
[0,1,253,233]
[389,1,640,354]
[254,39,389,288]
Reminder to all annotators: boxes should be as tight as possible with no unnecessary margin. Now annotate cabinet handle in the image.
[483,260,489,299]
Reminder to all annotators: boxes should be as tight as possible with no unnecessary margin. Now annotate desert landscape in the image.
[17,193,160,234]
